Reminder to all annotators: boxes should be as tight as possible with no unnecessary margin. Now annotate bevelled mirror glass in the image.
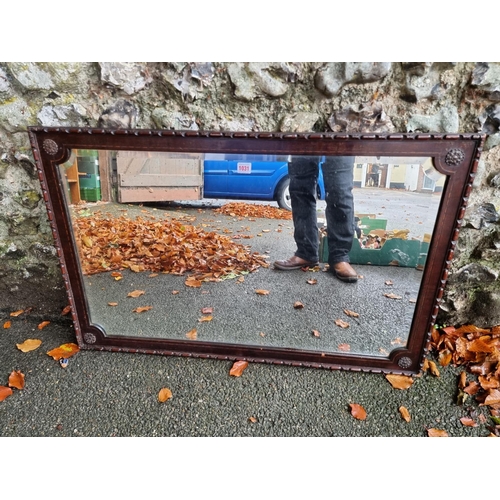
[28,127,485,374]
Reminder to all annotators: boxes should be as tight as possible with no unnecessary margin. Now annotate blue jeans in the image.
[288,156,355,265]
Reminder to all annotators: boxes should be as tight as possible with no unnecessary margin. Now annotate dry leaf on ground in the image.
[349,403,367,420]
[46,343,80,361]
[8,370,25,390]
[3,320,11,329]
[133,306,153,313]
[198,316,213,322]
[10,310,24,317]
[230,360,249,377]
[384,293,402,300]
[37,321,50,330]
[201,307,213,314]
[248,416,258,423]
[61,305,71,315]
[428,360,440,377]
[186,328,198,340]
[0,386,13,402]
[312,330,321,338]
[460,417,478,427]
[127,290,145,298]
[255,289,270,295]
[427,428,449,437]
[334,319,350,328]
[399,406,411,422]
[293,301,304,309]
[343,309,359,318]
[385,374,414,390]
[108,302,118,307]
[307,279,318,285]
[338,343,351,352]
[158,388,173,403]
[16,339,42,352]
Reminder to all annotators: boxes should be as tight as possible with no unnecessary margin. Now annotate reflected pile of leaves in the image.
[430,324,500,435]
[73,212,269,277]
[215,202,292,220]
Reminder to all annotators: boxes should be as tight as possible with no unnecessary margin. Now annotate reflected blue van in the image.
[203,154,326,211]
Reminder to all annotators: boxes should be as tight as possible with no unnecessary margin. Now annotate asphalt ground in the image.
[1,195,497,443]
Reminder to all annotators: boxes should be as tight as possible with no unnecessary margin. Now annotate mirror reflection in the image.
[59,150,444,357]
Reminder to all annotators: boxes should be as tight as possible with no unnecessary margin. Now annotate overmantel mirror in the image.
[28,127,485,375]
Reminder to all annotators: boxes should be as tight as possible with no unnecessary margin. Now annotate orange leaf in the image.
[343,309,359,318]
[3,320,11,329]
[0,386,13,402]
[61,305,71,315]
[334,319,350,328]
[438,349,452,367]
[248,416,258,423]
[349,403,367,420]
[427,428,449,437]
[230,360,249,377]
[186,328,197,340]
[16,339,42,352]
[481,389,500,407]
[428,360,440,377]
[10,310,24,317]
[185,278,202,288]
[133,306,153,313]
[198,315,213,322]
[255,289,270,295]
[399,406,411,422]
[293,301,304,309]
[37,321,50,330]
[460,417,477,427]
[385,374,414,390]
[46,343,80,361]
[127,290,145,298]
[158,387,173,403]
[8,370,25,390]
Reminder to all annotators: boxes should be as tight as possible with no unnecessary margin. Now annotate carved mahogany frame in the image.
[28,127,485,375]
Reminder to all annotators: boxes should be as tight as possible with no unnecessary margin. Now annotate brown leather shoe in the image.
[331,261,358,283]
[274,255,319,270]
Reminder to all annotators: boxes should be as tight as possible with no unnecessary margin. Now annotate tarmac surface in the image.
[0,192,495,437]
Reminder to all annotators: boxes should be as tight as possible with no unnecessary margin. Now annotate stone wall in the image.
[1,62,499,326]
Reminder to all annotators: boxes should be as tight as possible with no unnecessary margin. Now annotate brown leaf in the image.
[230,360,249,377]
[384,293,402,300]
[460,417,478,427]
[3,320,11,329]
[428,360,440,377]
[481,389,500,407]
[186,328,197,340]
[248,416,258,423]
[133,306,153,313]
[16,338,42,352]
[108,302,118,307]
[46,343,80,360]
[198,315,213,322]
[293,301,304,309]
[334,319,350,328]
[343,309,359,318]
[458,371,467,390]
[61,305,71,315]
[10,310,24,317]
[338,343,351,352]
[158,388,173,403]
[427,428,449,437]
[127,290,145,298]
[312,330,321,338]
[438,349,452,367]
[185,278,202,288]
[0,386,13,402]
[37,320,50,330]
[81,235,93,248]
[255,289,270,295]
[399,406,411,422]
[8,370,25,390]
[385,374,414,390]
[349,403,367,420]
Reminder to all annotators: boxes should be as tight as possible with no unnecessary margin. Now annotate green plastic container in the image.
[80,187,101,202]
[79,173,100,188]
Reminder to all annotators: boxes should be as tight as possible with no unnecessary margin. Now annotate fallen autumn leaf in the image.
[349,403,367,420]
[230,360,249,377]
[16,339,42,352]
[385,374,414,390]
[46,343,80,361]
[158,388,173,403]
[37,321,50,330]
[8,370,25,390]
[0,386,13,402]
[399,406,411,422]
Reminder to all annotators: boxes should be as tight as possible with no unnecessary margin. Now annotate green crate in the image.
[359,217,387,232]
[80,187,101,202]
[78,157,99,175]
[79,173,101,188]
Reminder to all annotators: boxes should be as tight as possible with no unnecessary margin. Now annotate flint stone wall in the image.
[1,62,499,326]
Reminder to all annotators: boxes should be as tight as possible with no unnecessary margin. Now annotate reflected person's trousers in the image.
[288,156,355,265]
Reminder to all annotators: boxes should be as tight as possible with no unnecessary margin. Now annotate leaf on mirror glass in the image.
[312,330,321,338]
[198,315,213,322]
[428,361,440,377]
[349,403,367,420]
[10,310,24,317]
[127,290,145,298]
[391,337,404,345]
[133,306,153,313]
[158,387,172,403]
[37,321,50,330]
[293,301,304,309]
[46,343,80,360]
[8,370,25,390]
[108,302,118,307]
[255,289,270,295]
[186,328,197,340]
[334,319,349,328]
[343,309,359,318]
[399,406,411,422]
[230,360,249,377]
[81,235,93,248]
[201,307,213,314]
[306,279,317,285]
[384,293,402,300]
[16,339,42,352]
[0,386,13,402]
[460,417,478,427]
[427,428,449,437]
[338,343,350,352]
[3,320,11,329]
[385,374,414,390]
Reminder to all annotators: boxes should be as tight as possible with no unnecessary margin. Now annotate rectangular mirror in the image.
[28,127,485,374]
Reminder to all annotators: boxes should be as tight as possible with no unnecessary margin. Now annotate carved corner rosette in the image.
[42,139,59,156]
[445,148,465,167]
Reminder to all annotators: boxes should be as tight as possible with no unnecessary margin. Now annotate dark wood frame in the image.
[28,127,485,375]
